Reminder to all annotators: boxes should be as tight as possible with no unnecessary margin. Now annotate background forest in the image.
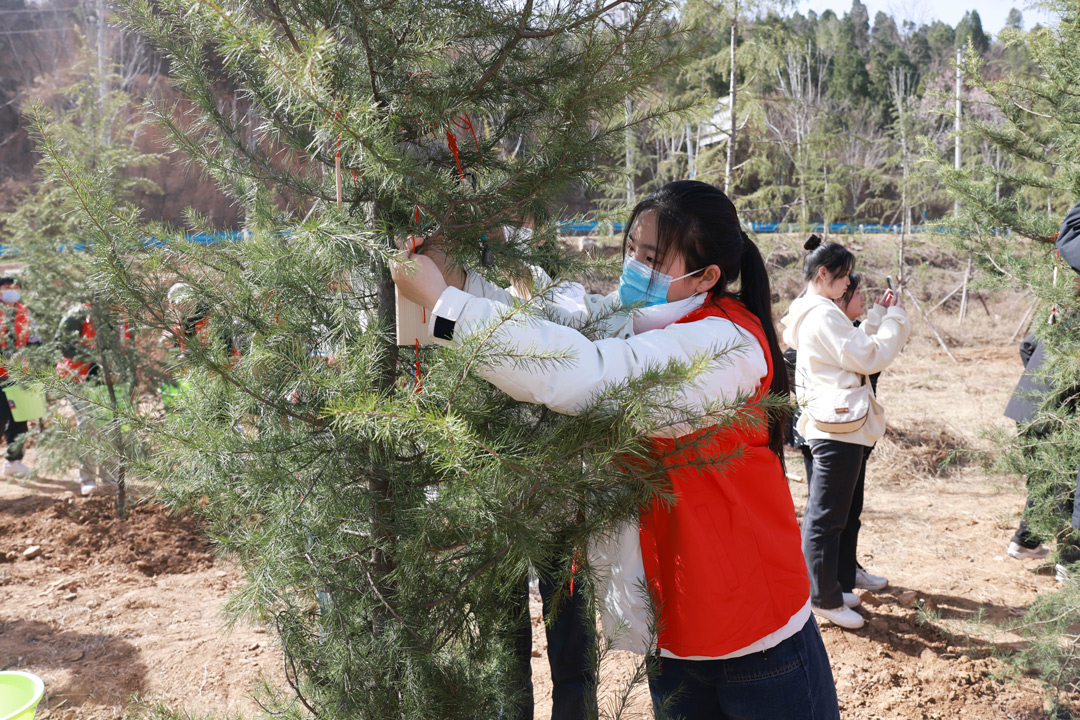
[0,0,1056,230]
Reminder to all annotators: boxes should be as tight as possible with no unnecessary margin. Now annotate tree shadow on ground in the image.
[854,584,1030,660]
[0,492,63,518]
[0,618,147,709]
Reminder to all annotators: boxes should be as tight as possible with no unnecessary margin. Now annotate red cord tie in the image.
[446,127,465,180]
[452,112,481,157]
[414,339,422,393]
[569,550,581,596]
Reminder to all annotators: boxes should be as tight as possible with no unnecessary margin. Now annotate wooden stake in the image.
[928,280,966,314]
[958,258,971,324]
[1009,301,1036,343]
[907,290,958,363]
[335,153,343,210]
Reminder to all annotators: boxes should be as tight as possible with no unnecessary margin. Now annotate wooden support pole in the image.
[1009,302,1037,344]
[958,258,971,324]
[335,154,343,211]
[928,280,966,314]
[907,290,959,363]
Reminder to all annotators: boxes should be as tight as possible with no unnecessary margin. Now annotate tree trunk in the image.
[899,125,908,286]
[823,158,829,238]
[954,45,962,214]
[724,5,737,195]
[995,145,1001,201]
[90,301,126,518]
[958,257,971,324]
[97,0,111,145]
[372,239,401,714]
[686,122,695,180]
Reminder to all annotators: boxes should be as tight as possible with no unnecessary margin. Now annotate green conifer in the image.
[930,3,1080,709]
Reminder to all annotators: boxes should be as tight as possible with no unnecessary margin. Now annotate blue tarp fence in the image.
[4,222,967,255]
[560,220,960,235]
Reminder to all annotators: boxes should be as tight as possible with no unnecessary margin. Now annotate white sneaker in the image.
[80,479,100,496]
[812,605,865,629]
[1007,541,1050,560]
[854,567,888,591]
[1056,564,1070,583]
[3,460,30,478]
[843,592,861,608]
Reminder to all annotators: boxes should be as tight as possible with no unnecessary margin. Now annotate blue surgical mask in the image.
[1,290,20,304]
[617,256,700,308]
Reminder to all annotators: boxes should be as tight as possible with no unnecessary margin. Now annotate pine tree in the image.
[4,53,164,517]
[955,10,990,56]
[930,3,1080,710]
[26,1,752,718]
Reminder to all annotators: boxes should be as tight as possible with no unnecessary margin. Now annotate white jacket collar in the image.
[632,293,707,334]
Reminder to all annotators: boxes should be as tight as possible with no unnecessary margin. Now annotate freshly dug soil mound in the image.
[0,495,215,578]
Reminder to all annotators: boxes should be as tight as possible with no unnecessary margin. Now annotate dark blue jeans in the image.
[508,567,597,720]
[803,439,871,608]
[649,616,840,720]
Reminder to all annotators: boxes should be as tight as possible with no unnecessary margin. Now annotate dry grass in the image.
[875,419,971,480]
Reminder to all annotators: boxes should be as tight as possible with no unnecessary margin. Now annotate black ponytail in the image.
[622,181,790,459]
[735,232,791,459]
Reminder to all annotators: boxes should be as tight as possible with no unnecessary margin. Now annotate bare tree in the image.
[889,64,918,284]
[761,39,830,225]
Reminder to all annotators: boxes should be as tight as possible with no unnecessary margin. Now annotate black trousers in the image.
[0,386,27,461]
[802,439,872,608]
[802,442,871,592]
[508,564,597,720]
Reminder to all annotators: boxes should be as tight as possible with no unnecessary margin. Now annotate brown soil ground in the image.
[0,238,1070,719]
[0,475,282,719]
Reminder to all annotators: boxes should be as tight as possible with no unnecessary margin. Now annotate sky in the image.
[794,0,1054,36]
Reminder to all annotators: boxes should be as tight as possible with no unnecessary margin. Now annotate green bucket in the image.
[3,385,47,423]
[0,671,44,720]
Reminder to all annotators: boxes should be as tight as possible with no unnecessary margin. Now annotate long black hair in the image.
[620,180,790,458]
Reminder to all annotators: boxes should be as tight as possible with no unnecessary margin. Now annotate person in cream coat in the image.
[781,236,910,630]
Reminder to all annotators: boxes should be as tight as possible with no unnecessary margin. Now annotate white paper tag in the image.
[396,286,433,346]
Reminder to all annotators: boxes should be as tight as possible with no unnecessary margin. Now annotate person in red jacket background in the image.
[0,275,38,477]
[57,301,131,495]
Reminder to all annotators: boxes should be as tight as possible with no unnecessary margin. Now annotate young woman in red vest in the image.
[0,276,36,478]
[393,181,839,719]
[57,302,132,495]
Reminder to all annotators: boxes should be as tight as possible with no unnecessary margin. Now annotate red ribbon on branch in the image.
[446,127,465,181]
[452,112,481,157]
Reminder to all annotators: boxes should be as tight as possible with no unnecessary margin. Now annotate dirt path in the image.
[0,306,1065,719]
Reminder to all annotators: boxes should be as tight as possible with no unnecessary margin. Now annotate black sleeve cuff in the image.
[433,316,456,341]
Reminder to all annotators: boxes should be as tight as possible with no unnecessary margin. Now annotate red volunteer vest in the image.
[0,303,30,380]
[56,308,132,382]
[57,316,97,382]
[637,295,809,657]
